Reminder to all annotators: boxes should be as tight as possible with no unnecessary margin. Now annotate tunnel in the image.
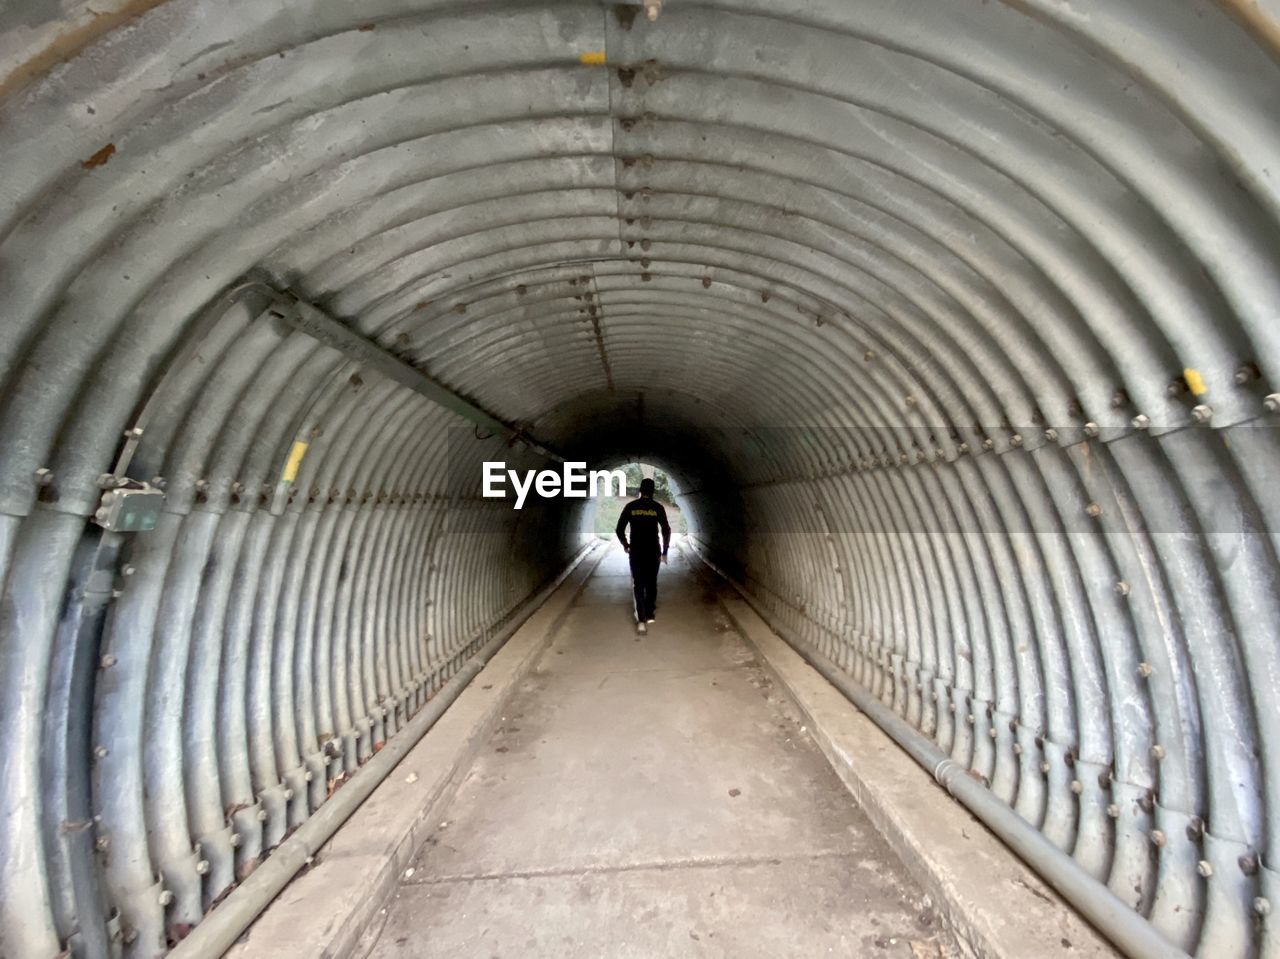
[1,0,1279,956]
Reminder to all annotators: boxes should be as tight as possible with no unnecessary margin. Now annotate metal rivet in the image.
[229,833,242,848]
[34,467,54,486]
[1240,851,1261,875]
[93,745,108,759]
[1084,422,1100,437]
[122,565,136,576]
[95,835,111,851]
[158,890,174,907]
[1115,581,1131,597]
[1071,780,1083,795]
[1151,830,1167,847]
[100,654,118,669]
[283,788,294,800]
[1044,428,1058,442]
[1107,804,1121,818]
[966,714,975,725]
[1263,393,1279,414]
[195,860,210,875]
[1254,897,1272,917]
[1151,744,1166,760]
[1132,414,1151,430]
[1013,743,1023,755]
[988,728,997,739]
[982,438,994,450]
[1040,761,1051,774]
[256,809,268,822]
[1197,860,1213,878]
[1085,502,1103,517]
[1138,662,1154,678]
[1191,405,1213,424]
[1010,433,1023,447]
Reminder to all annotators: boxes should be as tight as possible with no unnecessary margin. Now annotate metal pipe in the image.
[166,539,598,959]
[701,550,1190,959]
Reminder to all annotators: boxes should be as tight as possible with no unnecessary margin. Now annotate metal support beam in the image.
[260,287,563,463]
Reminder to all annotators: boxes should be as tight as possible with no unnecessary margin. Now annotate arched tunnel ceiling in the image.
[1,1,1279,957]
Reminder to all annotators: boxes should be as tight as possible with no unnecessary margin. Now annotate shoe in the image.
[637,622,648,635]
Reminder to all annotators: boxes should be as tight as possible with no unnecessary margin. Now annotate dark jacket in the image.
[616,496,671,557]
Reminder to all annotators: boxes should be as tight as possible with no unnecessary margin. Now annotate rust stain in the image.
[358,23,377,32]
[0,0,173,102]
[81,143,116,168]
[1215,0,1280,56]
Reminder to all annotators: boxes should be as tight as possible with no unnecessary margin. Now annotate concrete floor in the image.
[360,544,959,958]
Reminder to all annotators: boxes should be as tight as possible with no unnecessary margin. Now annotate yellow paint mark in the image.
[579,50,607,65]
[1184,367,1208,397]
[282,441,309,483]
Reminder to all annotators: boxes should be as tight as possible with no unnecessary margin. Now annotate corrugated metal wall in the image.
[1,1,1278,956]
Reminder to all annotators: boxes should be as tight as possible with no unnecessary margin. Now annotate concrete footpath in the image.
[358,544,959,958]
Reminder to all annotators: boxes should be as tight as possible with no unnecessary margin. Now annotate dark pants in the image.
[629,552,661,621]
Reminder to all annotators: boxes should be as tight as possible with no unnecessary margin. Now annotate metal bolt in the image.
[1107,804,1121,818]
[195,859,210,875]
[1044,428,1058,442]
[158,890,174,907]
[151,476,166,490]
[1084,421,1100,437]
[1255,897,1272,917]
[1240,851,1261,875]
[1013,743,1023,755]
[256,808,268,822]
[1071,780,1083,795]
[93,745,108,759]
[34,468,54,486]
[97,473,116,489]
[1197,860,1214,878]
[1085,502,1103,517]
[1151,744,1166,760]
[96,835,111,851]
[304,770,314,782]
[982,438,994,451]
[1138,662,1153,678]
[1040,761,1051,774]
[957,442,969,454]
[1010,433,1023,447]
[1264,393,1280,413]
[966,714,975,725]
[283,788,294,800]
[99,654,117,669]
[988,728,997,739]
[229,832,242,848]
[1131,414,1151,430]
[1191,404,1213,424]
[1151,830,1167,847]
[1115,581,1131,596]
[126,427,144,439]
[122,565,136,577]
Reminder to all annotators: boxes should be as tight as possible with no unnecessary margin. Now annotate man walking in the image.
[615,477,671,634]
